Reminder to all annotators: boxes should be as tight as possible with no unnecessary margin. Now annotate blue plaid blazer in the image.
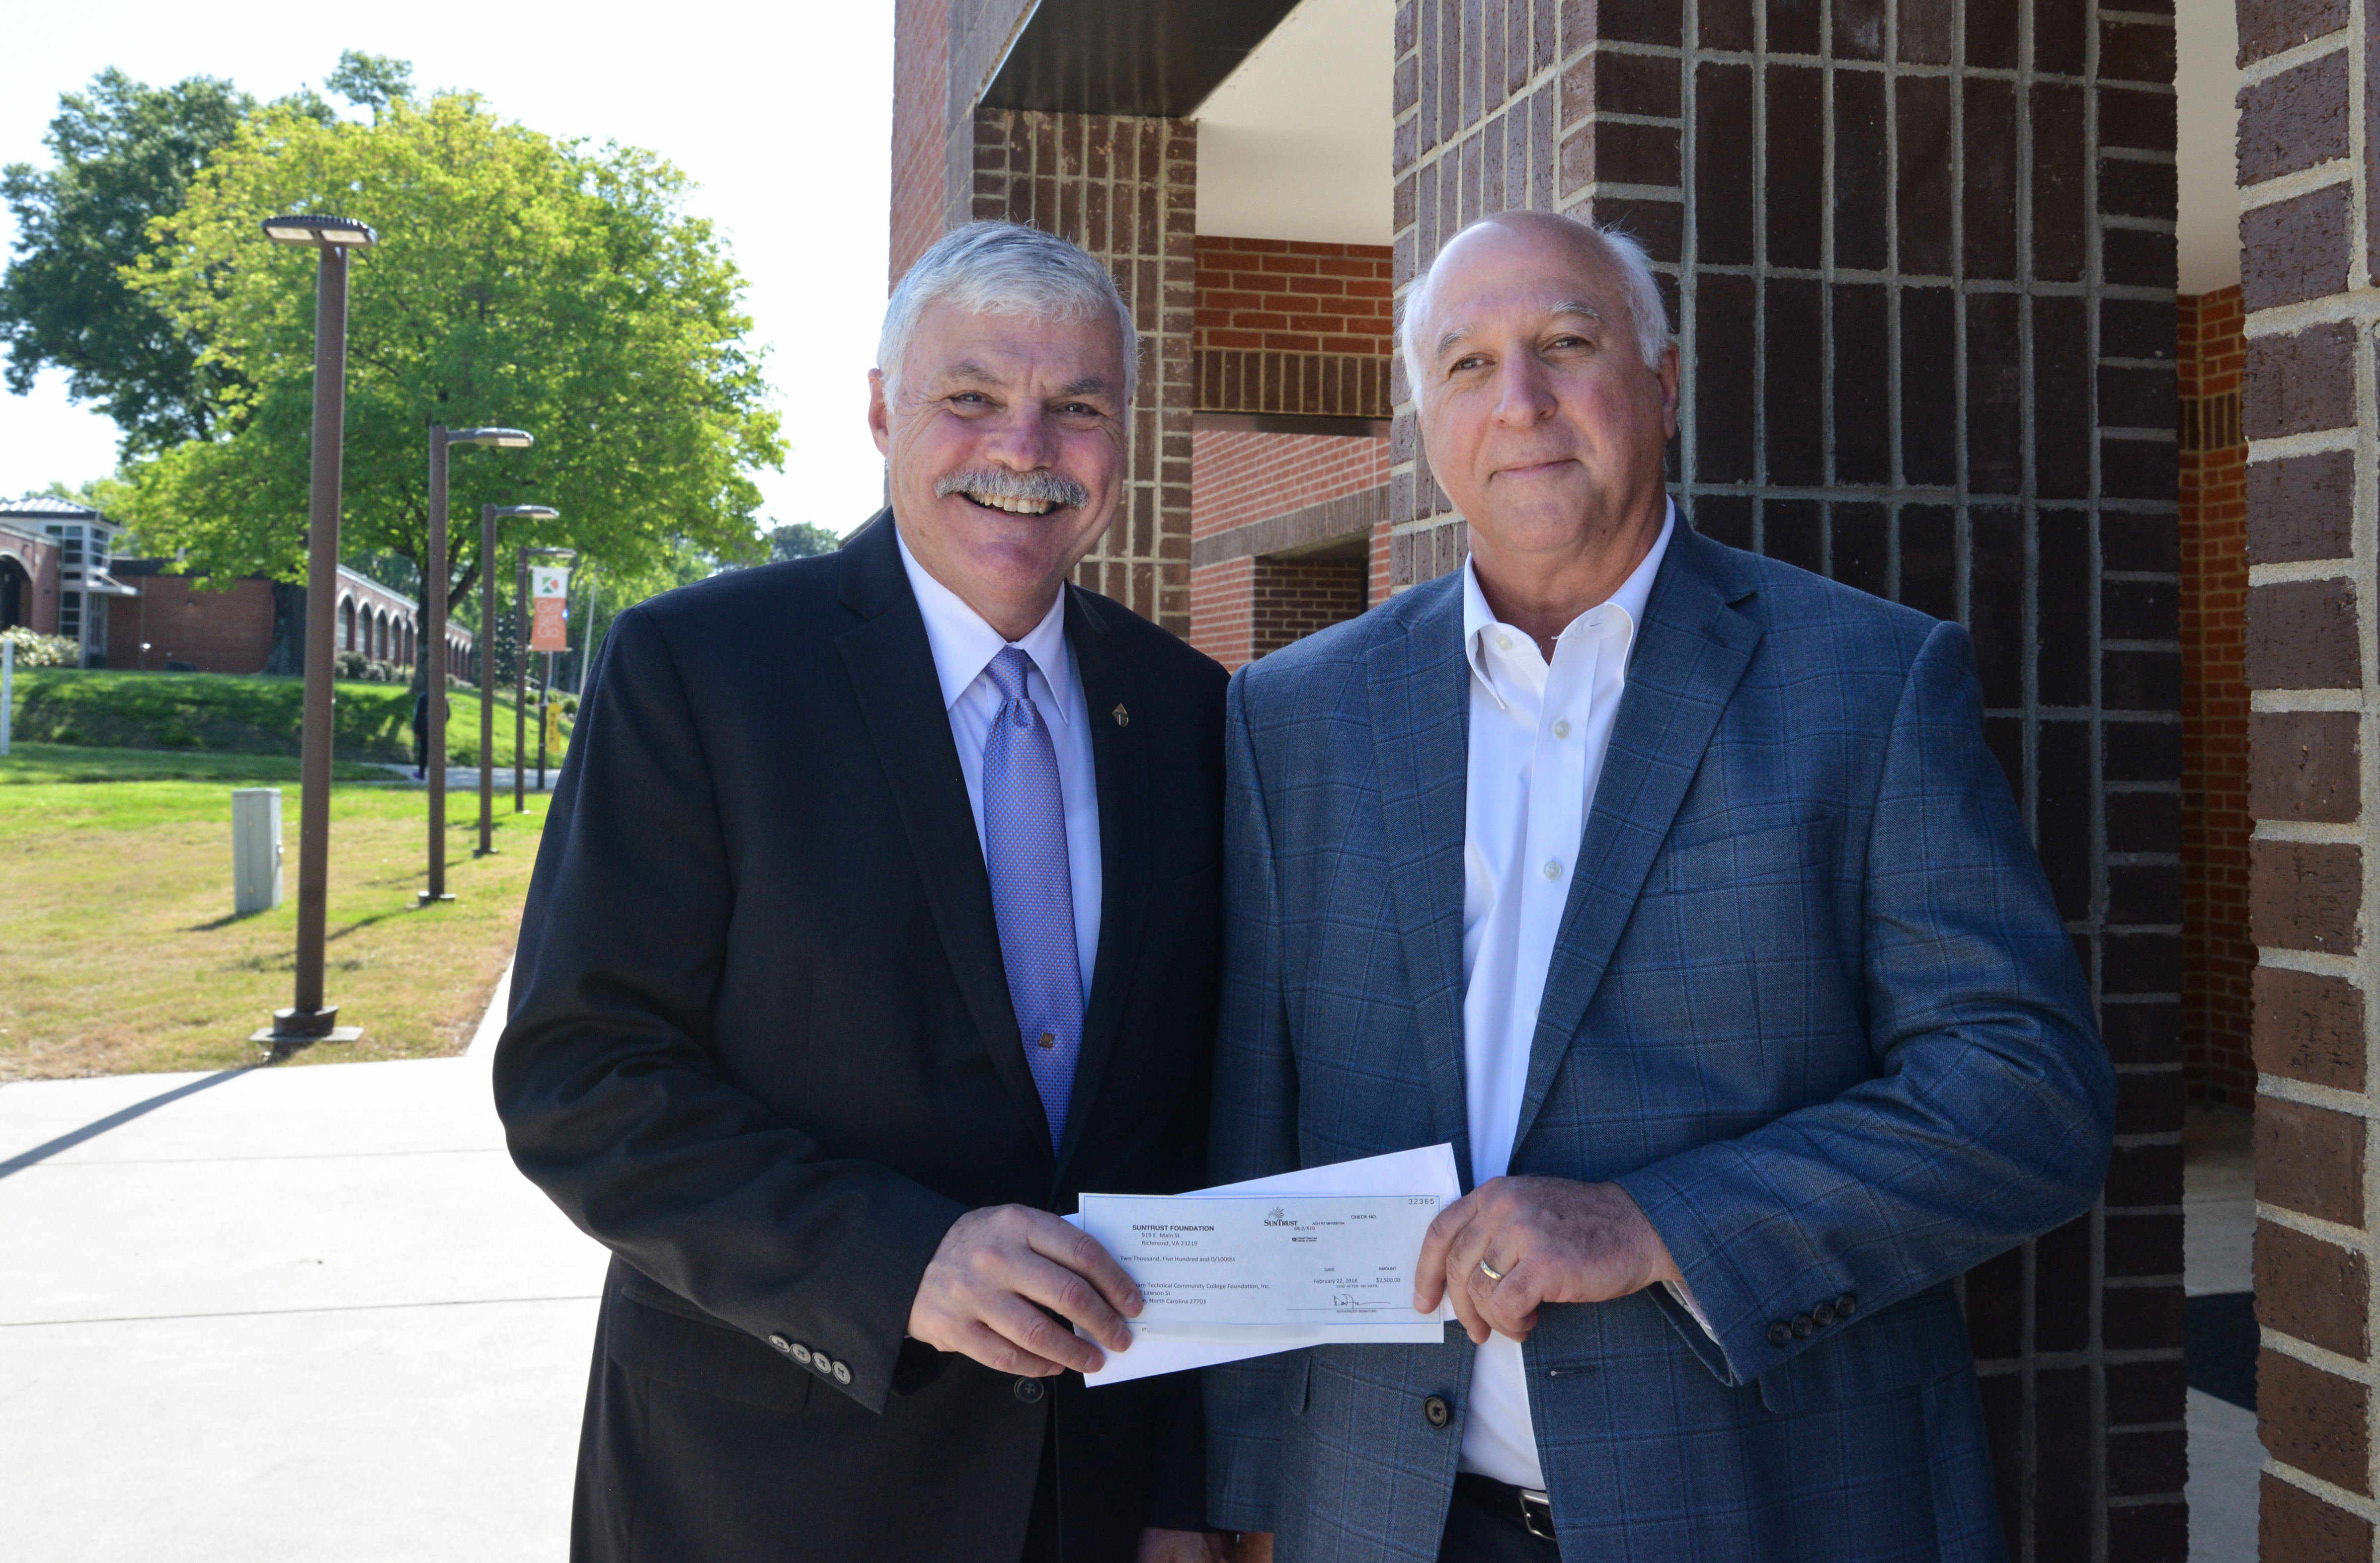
[1204,524,2112,1562]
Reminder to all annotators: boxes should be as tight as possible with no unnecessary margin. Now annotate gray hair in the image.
[1398,214,1673,393]
[877,221,1139,407]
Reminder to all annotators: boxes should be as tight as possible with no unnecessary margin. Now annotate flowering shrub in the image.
[1,626,81,667]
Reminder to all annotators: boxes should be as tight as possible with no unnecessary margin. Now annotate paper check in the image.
[1077,1193,1442,1339]
[1065,1143,1463,1386]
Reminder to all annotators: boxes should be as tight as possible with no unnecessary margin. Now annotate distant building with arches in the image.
[0,492,469,675]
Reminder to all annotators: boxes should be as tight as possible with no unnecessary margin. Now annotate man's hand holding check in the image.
[1416,1175,1685,1346]
[907,1204,1144,1377]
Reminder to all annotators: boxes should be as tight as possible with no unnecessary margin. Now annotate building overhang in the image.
[979,0,1393,246]
[981,0,1301,118]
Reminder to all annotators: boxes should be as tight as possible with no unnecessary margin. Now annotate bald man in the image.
[1203,212,2110,1563]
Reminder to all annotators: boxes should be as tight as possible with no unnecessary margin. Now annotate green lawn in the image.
[5,667,568,767]
[0,767,550,1079]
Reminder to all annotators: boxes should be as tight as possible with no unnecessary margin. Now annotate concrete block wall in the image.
[2183,285,2257,1105]
[2234,0,2380,1549]
[1390,0,2185,1554]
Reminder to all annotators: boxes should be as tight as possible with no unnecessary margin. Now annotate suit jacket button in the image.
[1767,1322,1793,1348]
[767,1334,792,1355]
[791,1343,813,1365]
[833,1361,852,1385]
[1014,1376,1046,1404]
[1813,1302,1836,1328]
[811,1353,833,1375]
[1836,1292,1858,1318]
[1422,1394,1452,1429]
[1792,1314,1815,1339]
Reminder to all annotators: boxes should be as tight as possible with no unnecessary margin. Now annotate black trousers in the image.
[1437,1483,1560,1563]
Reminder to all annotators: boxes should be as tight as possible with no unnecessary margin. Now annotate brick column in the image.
[967,110,1196,636]
[2234,0,2380,1550]
[1392,0,2185,1555]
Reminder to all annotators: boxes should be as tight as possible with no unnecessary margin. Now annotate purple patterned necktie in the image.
[981,646,1084,1150]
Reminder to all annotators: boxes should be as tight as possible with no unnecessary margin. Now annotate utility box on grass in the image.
[233,788,283,915]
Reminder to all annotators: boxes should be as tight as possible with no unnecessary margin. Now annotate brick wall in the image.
[1189,427,1386,667]
[1193,236,1396,420]
[1391,0,2184,1555]
[106,573,275,674]
[968,110,1197,636]
[1252,557,1367,658]
[2181,287,2254,1107]
[1191,428,1389,541]
[1187,239,1395,666]
[889,0,953,284]
[1190,555,1258,669]
[1195,236,1395,357]
[2234,0,2380,1550]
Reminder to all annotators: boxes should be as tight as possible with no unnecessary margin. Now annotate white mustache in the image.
[935,469,1091,510]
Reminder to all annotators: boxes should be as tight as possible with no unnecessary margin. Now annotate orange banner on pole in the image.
[530,597,568,653]
[529,564,570,652]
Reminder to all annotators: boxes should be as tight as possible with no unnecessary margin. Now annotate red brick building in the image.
[0,497,135,665]
[0,515,64,640]
[100,561,469,677]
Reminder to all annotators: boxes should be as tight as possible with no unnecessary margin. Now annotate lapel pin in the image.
[1112,703,1129,728]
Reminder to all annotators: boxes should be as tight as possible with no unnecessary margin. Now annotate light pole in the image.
[515,545,576,813]
[420,426,532,906]
[252,213,375,1053]
[478,504,557,855]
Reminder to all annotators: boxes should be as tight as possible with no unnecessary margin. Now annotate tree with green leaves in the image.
[0,69,261,453]
[122,87,782,609]
[323,51,413,120]
[0,54,418,458]
[768,522,844,561]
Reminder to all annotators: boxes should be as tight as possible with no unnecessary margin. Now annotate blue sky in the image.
[0,0,896,538]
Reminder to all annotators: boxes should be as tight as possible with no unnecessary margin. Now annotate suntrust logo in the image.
[1263,1207,1296,1227]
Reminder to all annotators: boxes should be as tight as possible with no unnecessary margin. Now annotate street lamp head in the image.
[261,214,378,248]
[491,506,560,521]
[453,428,534,449]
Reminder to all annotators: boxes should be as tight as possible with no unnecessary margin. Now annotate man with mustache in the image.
[1206,211,2112,1560]
[497,222,1232,1562]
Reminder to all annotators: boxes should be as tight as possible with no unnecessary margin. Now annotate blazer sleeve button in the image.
[1836,1292,1858,1318]
[1792,1314,1815,1339]
[791,1343,813,1365]
[1813,1302,1836,1328]
[1014,1376,1047,1404]
[1767,1322,1793,1348]
[1422,1394,1452,1429]
[767,1334,793,1355]
[833,1361,852,1385]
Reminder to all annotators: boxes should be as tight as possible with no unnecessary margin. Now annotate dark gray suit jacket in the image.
[497,513,1227,1561]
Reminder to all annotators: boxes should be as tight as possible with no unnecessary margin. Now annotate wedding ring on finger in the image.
[1478,1257,1507,1283]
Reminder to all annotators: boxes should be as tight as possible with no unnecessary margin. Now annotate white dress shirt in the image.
[1455,503,1675,1490]
[897,530,1102,995]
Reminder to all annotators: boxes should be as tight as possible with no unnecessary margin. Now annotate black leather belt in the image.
[1453,1473,1559,1544]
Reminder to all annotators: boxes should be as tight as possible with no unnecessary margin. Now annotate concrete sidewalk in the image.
[0,970,605,1562]
[368,764,559,793]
